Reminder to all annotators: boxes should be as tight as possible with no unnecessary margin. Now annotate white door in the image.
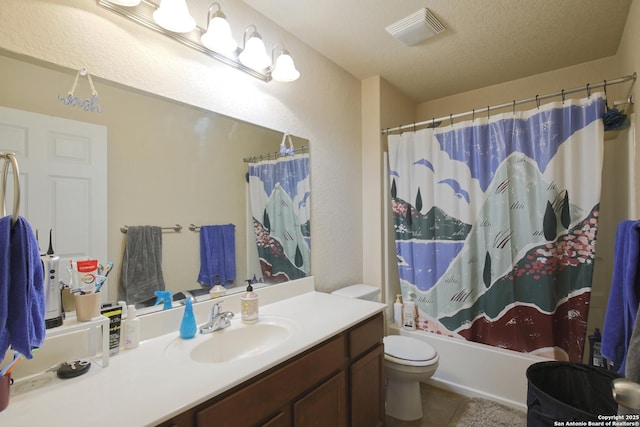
[0,106,107,291]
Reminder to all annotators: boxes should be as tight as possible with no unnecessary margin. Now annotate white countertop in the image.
[0,291,385,426]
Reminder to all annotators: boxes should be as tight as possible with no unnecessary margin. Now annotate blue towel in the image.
[0,216,45,359]
[602,220,640,374]
[198,224,236,286]
[0,217,11,356]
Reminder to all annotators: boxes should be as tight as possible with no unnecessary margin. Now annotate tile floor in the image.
[384,383,482,427]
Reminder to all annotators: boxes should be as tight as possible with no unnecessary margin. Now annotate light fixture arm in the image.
[242,24,260,49]
[207,2,225,22]
[271,42,287,70]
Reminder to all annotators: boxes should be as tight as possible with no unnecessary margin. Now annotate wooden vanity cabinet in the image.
[156,312,384,427]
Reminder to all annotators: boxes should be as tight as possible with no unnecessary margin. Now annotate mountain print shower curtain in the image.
[387,95,605,361]
[248,154,311,283]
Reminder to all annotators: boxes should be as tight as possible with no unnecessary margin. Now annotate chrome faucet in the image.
[199,302,234,334]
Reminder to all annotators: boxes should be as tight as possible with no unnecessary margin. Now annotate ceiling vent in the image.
[385,8,446,46]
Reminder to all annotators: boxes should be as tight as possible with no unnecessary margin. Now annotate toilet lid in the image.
[384,335,437,362]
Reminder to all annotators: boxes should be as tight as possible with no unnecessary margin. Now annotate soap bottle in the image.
[241,280,259,324]
[403,293,417,331]
[180,298,197,339]
[209,275,227,298]
[124,304,140,349]
[393,294,403,326]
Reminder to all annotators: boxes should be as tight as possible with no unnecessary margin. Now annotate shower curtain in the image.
[247,154,311,283]
[387,95,606,361]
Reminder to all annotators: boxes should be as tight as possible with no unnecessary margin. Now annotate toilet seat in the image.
[384,335,437,367]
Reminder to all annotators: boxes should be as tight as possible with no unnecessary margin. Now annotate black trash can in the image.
[526,361,619,426]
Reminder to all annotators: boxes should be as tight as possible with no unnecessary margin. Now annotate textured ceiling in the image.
[243,0,633,103]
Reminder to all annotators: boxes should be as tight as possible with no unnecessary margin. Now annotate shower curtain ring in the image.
[586,83,591,98]
[413,122,416,132]
[472,109,475,121]
[536,95,540,109]
[512,100,516,115]
[486,106,490,119]
[432,118,435,128]
[450,114,453,127]
[561,89,565,104]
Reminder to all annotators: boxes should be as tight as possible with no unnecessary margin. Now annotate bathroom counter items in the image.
[0,285,385,427]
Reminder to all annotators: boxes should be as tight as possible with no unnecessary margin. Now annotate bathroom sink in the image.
[164,317,296,364]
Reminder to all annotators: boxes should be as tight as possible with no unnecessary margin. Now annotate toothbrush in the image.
[0,352,24,377]
[94,261,113,293]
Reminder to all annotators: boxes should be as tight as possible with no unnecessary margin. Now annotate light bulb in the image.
[272,52,300,82]
[201,16,237,55]
[239,32,271,70]
[152,0,196,33]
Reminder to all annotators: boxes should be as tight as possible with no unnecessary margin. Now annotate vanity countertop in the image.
[0,290,385,426]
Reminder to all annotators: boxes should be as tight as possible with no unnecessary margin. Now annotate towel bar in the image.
[0,152,20,225]
[120,224,182,233]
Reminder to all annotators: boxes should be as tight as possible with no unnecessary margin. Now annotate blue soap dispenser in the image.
[180,298,197,339]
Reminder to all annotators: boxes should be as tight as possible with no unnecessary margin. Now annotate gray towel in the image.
[619,302,640,415]
[118,226,165,306]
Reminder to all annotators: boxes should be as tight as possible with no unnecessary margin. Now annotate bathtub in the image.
[388,324,547,411]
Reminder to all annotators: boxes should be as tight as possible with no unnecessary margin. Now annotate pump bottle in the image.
[393,294,403,326]
[241,280,259,324]
[124,304,140,349]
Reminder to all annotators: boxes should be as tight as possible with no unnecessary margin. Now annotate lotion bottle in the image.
[403,293,417,331]
[241,280,259,324]
[124,304,140,349]
[180,298,197,339]
[393,294,403,327]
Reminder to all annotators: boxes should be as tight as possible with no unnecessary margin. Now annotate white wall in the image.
[0,0,364,292]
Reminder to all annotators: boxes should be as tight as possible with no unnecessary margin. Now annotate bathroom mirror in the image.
[0,49,311,312]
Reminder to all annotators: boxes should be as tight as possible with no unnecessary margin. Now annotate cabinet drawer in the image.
[196,335,347,426]
[348,313,383,359]
[293,371,347,427]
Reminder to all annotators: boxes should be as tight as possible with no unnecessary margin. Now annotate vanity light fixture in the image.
[239,25,272,70]
[108,0,141,5]
[96,0,300,83]
[152,0,196,33]
[271,44,300,82]
[200,3,237,55]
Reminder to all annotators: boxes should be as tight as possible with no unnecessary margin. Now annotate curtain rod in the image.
[243,146,308,163]
[381,73,637,135]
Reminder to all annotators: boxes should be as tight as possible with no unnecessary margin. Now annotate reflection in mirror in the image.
[0,49,311,315]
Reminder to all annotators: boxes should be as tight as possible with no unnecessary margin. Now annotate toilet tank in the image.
[331,284,380,301]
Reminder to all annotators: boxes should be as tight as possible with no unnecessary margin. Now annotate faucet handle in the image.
[211,302,222,319]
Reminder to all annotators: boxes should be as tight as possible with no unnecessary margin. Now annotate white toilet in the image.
[330,284,439,421]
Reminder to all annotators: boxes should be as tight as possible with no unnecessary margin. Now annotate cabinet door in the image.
[350,344,384,427]
[262,409,290,427]
[293,371,347,427]
[155,410,193,427]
